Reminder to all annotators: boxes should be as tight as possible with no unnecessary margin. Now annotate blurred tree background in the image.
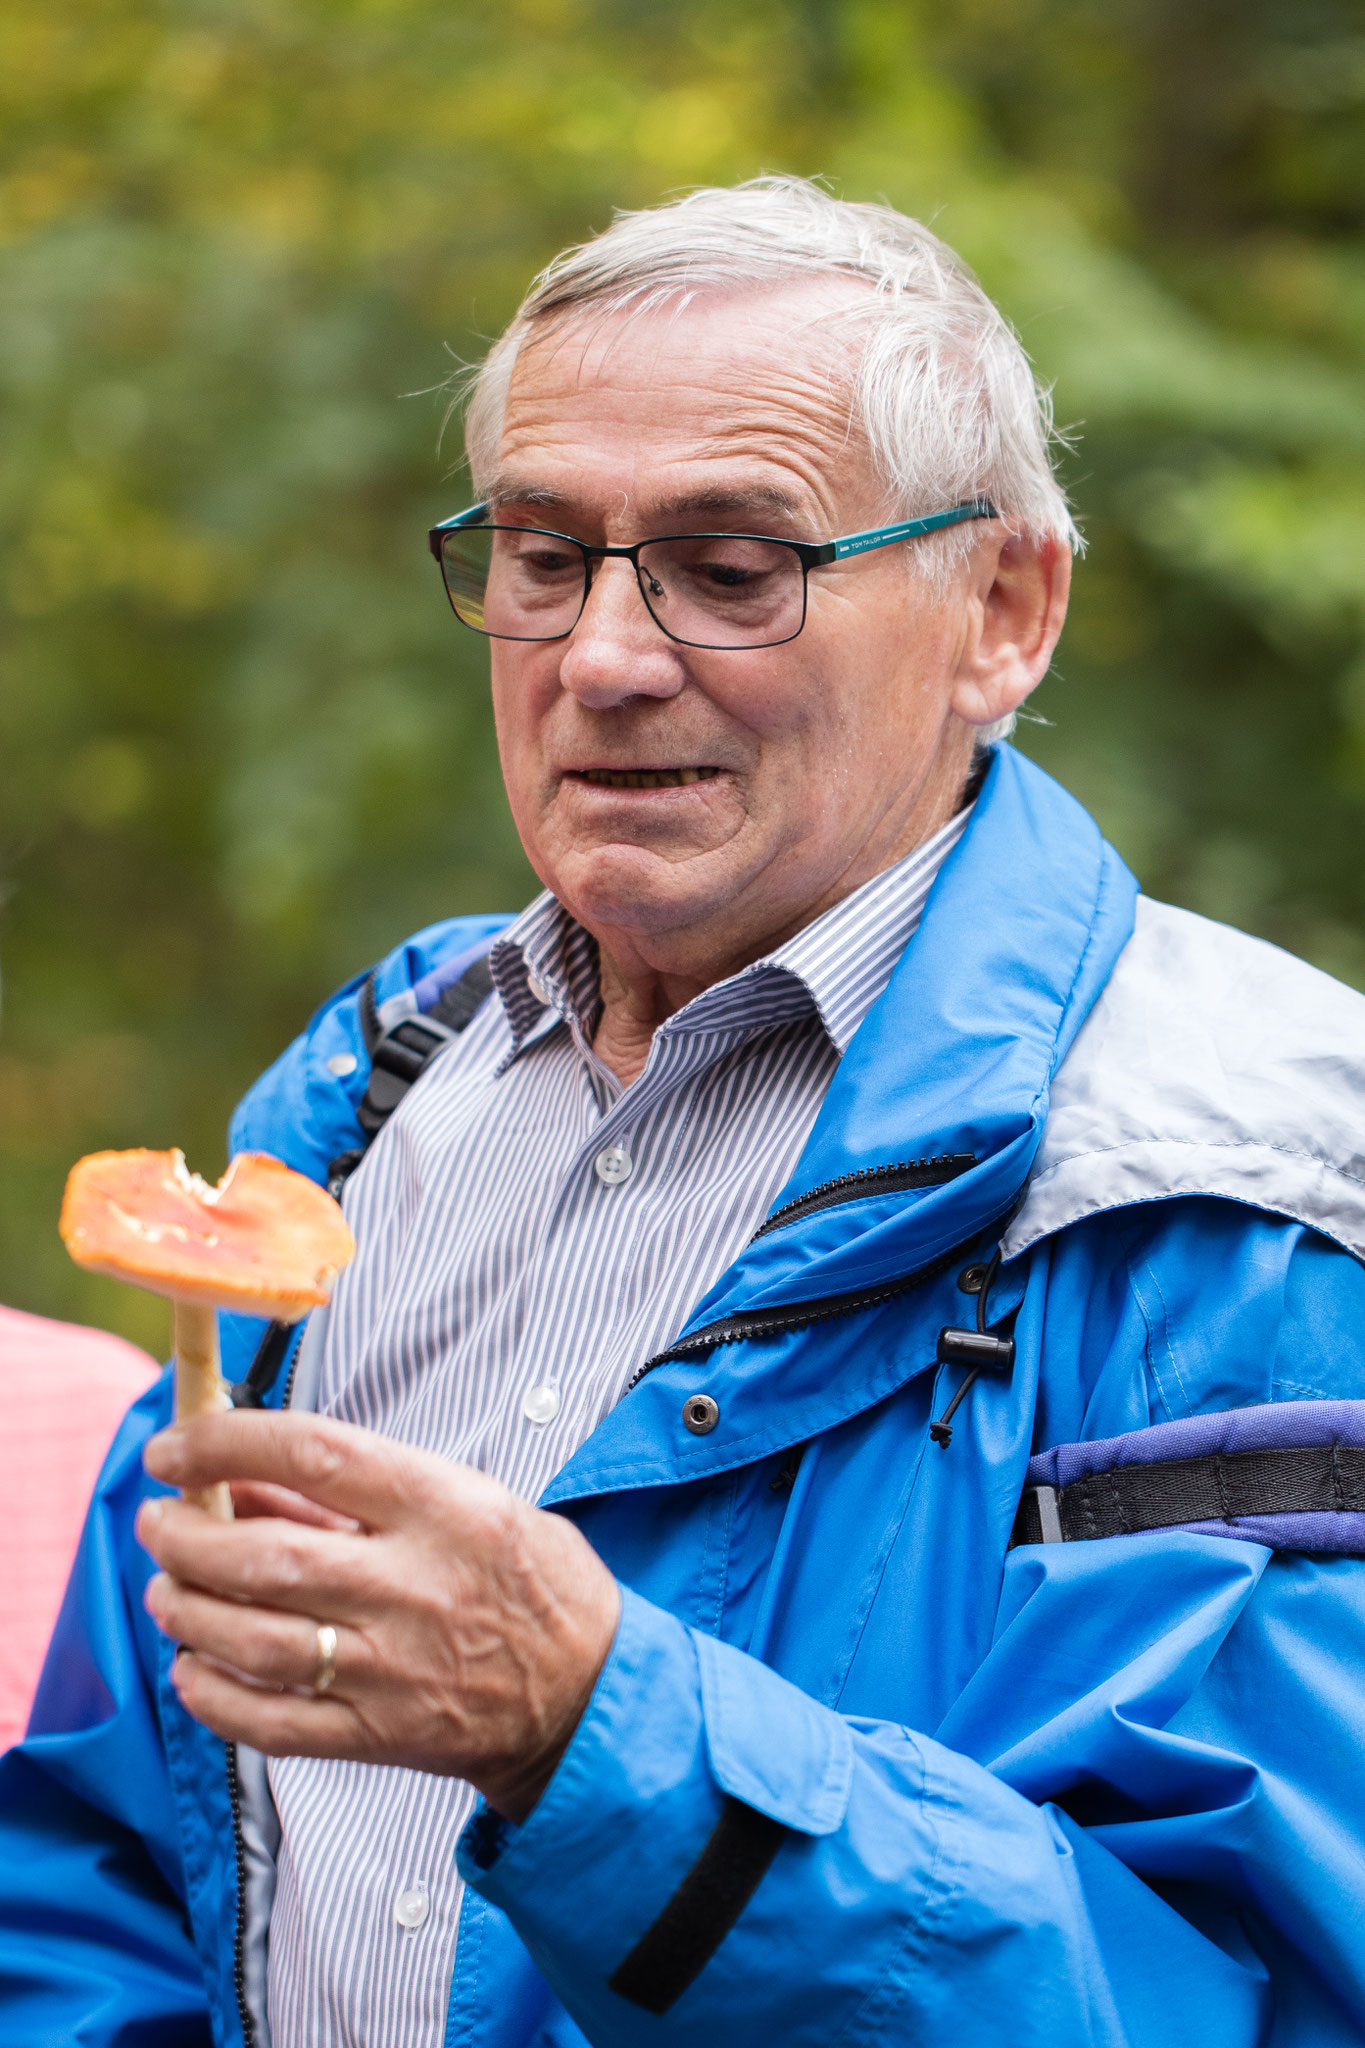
[2,0,1363,1349]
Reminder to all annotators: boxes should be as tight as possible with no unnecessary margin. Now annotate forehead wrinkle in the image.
[498,330,878,530]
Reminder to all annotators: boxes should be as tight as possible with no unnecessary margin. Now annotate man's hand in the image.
[136,1410,621,1821]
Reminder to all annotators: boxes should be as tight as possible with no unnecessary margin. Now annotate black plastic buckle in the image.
[370,1015,455,1084]
[1013,1482,1064,1545]
[356,1014,457,1134]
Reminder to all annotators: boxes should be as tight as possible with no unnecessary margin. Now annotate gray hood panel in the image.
[1007,897,1365,1261]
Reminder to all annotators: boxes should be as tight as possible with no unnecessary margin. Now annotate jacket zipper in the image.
[225,1741,256,2048]
[751,1152,975,1239]
[226,1319,305,2047]
[627,1237,974,1390]
[627,1157,985,1390]
[280,1326,305,1410]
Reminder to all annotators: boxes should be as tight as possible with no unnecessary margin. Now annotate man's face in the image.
[485,283,1016,977]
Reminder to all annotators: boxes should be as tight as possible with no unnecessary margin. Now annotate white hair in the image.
[461,176,1077,736]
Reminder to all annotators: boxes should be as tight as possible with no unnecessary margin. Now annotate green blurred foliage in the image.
[1,0,1362,1348]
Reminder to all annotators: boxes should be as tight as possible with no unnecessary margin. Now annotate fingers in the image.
[137,1494,381,1621]
[143,1409,435,1529]
[172,1649,362,1757]
[146,1572,359,1694]
[229,1479,361,1531]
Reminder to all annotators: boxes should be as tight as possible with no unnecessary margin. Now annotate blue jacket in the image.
[6,746,1365,2048]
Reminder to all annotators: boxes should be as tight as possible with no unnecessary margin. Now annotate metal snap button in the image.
[594,1143,633,1186]
[326,1052,358,1077]
[682,1394,719,1435]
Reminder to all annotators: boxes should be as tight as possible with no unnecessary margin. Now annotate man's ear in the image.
[949,531,1071,729]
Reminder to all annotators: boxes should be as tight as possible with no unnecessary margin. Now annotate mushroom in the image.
[60,1149,355,1517]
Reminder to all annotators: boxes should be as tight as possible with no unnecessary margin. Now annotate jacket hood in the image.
[1007,895,1365,1264]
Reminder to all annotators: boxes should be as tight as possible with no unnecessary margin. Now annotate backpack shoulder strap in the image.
[324,951,496,1196]
[233,950,495,1408]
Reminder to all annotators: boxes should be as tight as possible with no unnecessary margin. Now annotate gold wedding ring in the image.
[313,1623,338,1697]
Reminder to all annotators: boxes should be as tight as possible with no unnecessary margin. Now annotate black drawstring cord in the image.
[929,1239,1015,1447]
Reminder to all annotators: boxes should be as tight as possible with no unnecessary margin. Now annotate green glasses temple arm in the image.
[429,502,492,556]
[807,500,998,566]
[428,498,997,562]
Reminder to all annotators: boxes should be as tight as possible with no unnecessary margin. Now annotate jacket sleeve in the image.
[459,1217,1365,2048]
[460,1572,1282,2048]
[0,1371,217,2048]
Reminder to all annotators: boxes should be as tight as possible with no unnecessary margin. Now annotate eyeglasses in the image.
[427,498,998,651]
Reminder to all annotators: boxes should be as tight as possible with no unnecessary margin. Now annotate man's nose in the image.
[557,558,686,708]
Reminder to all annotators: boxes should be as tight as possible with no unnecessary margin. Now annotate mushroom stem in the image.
[172,1299,233,1520]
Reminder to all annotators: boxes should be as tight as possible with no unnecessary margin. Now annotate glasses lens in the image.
[440,526,586,640]
[636,535,804,648]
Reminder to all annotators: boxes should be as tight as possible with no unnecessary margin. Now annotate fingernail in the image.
[141,1498,166,1527]
[145,1430,185,1480]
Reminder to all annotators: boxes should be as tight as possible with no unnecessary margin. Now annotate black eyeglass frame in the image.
[427,497,999,651]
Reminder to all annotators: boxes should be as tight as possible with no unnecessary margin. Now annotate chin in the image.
[555,842,731,938]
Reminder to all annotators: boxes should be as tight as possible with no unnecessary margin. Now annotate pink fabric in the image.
[0,1305,158,1749]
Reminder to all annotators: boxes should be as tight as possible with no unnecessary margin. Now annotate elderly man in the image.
[4,177,1365,2048]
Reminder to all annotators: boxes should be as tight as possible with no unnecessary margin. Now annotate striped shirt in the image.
[265,804,971,2047]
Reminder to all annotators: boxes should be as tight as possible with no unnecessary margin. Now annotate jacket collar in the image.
[669,744,1137,1329]
[544,747,1138,1502]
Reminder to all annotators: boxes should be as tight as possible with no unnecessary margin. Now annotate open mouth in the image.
[572,766,721,789]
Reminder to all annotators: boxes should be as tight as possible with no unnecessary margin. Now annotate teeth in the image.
[581,767,720,788]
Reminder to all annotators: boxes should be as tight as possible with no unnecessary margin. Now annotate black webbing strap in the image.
[427,954,497,1033]
[1011,1441,1365,1547]
[231,1317,299,1410]
[354,954,496,1138]
[608,1798,787,2015]
[232,950,495,1407]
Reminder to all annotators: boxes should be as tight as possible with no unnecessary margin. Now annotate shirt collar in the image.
[489,802,973,1064]
[489,893,599,1059]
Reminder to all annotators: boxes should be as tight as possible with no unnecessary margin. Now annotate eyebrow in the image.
[483,476,806,528]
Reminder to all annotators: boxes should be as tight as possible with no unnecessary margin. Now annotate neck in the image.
[589,738,978,1087]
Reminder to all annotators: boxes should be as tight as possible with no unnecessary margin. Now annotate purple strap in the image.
[1025,1400,1365,1555]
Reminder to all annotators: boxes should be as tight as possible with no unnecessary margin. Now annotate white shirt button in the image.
[594,1144,633,1186]
[526,971,548,1005]
[394,1882,429,1930]
[326,1052,358,1077]
[522,1384,561,1425]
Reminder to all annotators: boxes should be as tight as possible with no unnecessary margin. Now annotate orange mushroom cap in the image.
[60,1149,356,1322]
